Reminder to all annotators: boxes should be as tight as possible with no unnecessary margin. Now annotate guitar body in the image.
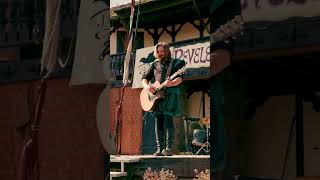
[140,81,165,112]
[140,88,163,112]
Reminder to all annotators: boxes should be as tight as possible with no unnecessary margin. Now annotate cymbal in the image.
[199,117,210,125]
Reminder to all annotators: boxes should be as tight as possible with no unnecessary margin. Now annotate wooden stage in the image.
[110,155,210,179]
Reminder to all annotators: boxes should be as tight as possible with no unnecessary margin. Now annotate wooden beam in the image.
[144,28,165,45]
[114,0,191,17]
[113,0,209,29]
[139,0,191,15]
[189,20,203,38]
[296,94,304,176]
[164,23,185,43]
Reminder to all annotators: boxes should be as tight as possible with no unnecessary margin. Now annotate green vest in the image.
[152,58,185,117]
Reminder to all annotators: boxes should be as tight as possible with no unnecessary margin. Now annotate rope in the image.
[122,36,133,84]
[19,78,48,180]
[122,0,141,85]
[20,0,61,178]
[58,13,76,68]
[41,0,62,79]
[58,35,74,68]
[115,0,141,154]
[114,84,127,155]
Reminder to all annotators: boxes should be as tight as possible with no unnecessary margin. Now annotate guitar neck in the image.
[157,83,166,91]
[157,73,179,91]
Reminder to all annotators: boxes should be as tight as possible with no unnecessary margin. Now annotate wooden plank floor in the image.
[110,155,210,179]
[111,154,209,159]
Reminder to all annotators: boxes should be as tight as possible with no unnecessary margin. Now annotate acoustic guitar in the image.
[140,66,186,112]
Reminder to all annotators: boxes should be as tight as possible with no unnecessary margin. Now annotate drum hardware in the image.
[191,117,210,155]
[183,117,200,153]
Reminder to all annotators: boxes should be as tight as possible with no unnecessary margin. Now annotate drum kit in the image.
[185,117,210,155]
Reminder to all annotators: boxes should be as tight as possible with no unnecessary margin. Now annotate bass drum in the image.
[192,129,207,146]
[96,87,116,154]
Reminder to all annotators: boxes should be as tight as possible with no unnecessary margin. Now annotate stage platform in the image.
[110,154,210,179]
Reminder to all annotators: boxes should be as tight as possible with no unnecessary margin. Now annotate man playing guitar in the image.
[141,42,185,156]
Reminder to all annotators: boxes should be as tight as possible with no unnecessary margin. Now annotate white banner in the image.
[242,0,320,22]
[173,41,210,69]
[70,0,109,85]
[132,46,156,89]
[132,41,210,88]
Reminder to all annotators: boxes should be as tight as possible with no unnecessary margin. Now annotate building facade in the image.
[110,0,320,179]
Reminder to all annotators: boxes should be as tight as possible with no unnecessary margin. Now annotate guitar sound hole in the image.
[148,93,153,101]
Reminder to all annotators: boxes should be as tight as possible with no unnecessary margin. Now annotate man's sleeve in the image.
[142,63,154,81]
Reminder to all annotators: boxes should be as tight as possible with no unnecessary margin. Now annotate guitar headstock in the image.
[211,15,244,43]
[176,66,187,75]
[170,66,187,79]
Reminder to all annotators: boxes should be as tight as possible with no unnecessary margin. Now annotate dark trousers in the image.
[154,114,174,150]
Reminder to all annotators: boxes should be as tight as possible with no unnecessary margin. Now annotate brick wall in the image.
[0,78,105,180]
[110,87,143,155]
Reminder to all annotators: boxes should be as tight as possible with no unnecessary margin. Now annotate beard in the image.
[158,55,167,63]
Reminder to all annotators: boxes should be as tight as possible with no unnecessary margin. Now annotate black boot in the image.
[154,139,164,156]
[162,128,174,156]
[154,120,164,156]
[162,147,173,156]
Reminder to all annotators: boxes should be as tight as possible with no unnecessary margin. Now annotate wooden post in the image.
[296,94,304,176]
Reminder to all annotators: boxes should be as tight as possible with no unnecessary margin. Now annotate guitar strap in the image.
[154,61,160,82]
[166,59,174,80]
[155,59,174,81]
